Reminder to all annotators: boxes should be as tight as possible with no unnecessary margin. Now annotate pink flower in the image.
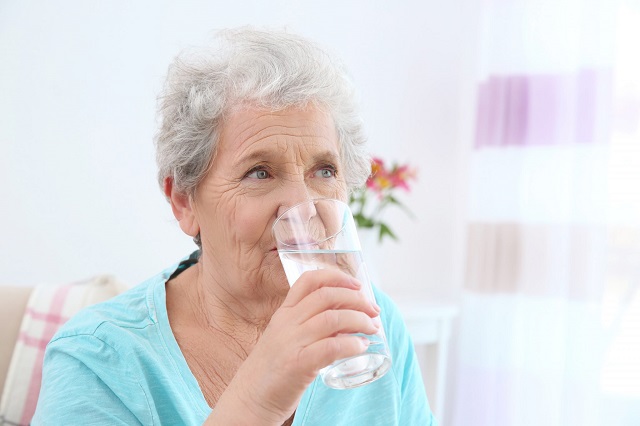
[350,156,417,243]
[367,158,416,192]
[389,165,416,191]
[366,157,393,193]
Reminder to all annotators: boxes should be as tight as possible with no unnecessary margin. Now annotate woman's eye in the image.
[315,166,337,178]
[246,168,270,179]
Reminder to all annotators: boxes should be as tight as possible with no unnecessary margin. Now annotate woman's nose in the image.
[276,198,318,222]
[276,178,320,220]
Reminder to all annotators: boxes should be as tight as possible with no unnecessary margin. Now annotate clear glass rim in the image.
[271,198,350,248]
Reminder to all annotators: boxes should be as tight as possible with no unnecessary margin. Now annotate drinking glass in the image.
[272,198,392,389]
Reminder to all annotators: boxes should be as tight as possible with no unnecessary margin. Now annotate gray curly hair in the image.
[155,27,371,199]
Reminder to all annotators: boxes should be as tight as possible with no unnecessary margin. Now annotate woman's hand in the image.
[205,269,380,425]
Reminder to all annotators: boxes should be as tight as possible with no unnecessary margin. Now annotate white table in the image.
[396,302,460,419]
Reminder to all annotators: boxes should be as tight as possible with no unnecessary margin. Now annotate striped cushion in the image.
[0,276,125,426]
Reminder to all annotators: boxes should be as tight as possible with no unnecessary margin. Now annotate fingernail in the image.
[371,317,382,329]
[359,336,370,348]
[351,278,362,288]
[372,303,381,313]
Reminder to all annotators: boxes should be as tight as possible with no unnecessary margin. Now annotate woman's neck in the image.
[166,258,284,343]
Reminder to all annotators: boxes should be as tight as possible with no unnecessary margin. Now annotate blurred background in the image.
[1,0,639,424]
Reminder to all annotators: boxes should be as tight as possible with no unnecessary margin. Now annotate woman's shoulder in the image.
[49,279,154,346]
[48,260,179,348]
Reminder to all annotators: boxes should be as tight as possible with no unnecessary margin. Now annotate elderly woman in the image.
[33,28,435,425]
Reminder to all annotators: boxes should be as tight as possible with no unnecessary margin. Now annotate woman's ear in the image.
[163,177,200,238]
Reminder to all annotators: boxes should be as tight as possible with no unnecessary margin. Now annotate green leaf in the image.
[378,223,398,242]
[387,195,401,205]
[354,213,375,228]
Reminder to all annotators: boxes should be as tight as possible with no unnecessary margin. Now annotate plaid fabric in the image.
[0,276,125,426]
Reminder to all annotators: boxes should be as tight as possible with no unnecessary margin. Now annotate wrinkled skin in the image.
[164,105,380,425]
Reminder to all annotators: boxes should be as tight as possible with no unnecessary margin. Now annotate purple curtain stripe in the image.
[474,69,613,149]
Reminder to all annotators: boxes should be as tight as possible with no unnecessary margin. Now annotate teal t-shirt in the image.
[33,254,436,425]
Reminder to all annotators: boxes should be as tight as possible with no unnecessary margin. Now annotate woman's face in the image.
[191,105,348,297]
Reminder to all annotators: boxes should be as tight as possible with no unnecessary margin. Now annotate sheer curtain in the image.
[451,0,640,424]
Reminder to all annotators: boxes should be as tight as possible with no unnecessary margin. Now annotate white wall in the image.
[1,1,478,302]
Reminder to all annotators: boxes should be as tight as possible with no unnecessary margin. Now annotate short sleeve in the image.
[32,335,149,425]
